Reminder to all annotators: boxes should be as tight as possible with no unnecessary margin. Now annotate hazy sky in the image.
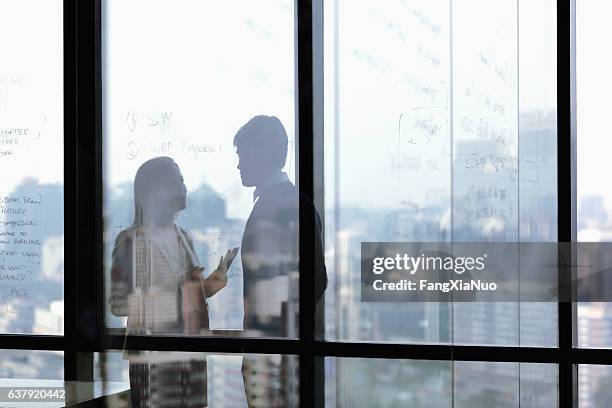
[0,0,63,192]
[2,0,568,220]
[102,0,295,220]
[102,0,559,221]
[576,1,612,212]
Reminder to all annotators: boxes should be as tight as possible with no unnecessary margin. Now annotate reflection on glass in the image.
[576,0,612,349]
[326,358,451,407]
[235,116,326,338]
[95,351,299,408]
[323,0,557,346]
[580,365,612,407]
[0,0,64,335]
[327,358,556,407]
[102,0,313,339]
[454,362,557,407]
[0,350,130,407]
[0,351,64,407]
[110,157,237,337]
[0,350,63,380]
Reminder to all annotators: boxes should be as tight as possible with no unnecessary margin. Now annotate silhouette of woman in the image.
[110,156,238,408]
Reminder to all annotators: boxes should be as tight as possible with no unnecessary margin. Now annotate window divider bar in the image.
[94,0,105,353]
[7,332,603,365]
[296,0,319,405]
[63,0,78,382]
[0,335,65,351]
[66,0,102,381]
[557,0,578,406]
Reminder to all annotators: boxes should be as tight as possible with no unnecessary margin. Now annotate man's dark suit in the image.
[240,179,327,337]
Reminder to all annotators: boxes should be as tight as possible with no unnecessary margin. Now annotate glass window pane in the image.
[576,0,612,348]
[0,351,64,407]
[0,350,128,406]
[326,358,451,407]
[580,365,612,407]
[322,0,557,346]
[95,351,298,407]
[102,0,301,338]
[0,350,63,380]
[326,358,556,407]
[0,0,64,335]
[455,362,558,408]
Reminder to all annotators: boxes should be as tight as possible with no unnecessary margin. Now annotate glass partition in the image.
[325,358,557,407]
[322,0,557,347]
[102,0,302,339]
[576,0,612,349]
[95,350,298,407]
[0,0,64,335]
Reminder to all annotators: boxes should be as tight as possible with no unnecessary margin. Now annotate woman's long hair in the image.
[132,156,177,226]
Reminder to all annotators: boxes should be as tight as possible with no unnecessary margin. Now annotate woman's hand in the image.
[204,247,239,298]
[184,266,205,282]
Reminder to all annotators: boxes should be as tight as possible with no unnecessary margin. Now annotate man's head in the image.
[234,115,288,187]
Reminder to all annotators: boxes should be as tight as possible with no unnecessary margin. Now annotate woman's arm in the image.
[203,247,239,298]
[110,231,133,316]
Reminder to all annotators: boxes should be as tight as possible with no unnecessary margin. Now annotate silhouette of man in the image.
[234,115,326,406]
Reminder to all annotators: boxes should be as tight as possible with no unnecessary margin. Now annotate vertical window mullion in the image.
[297,0,319,406]
[65,0,102,381]
[63,0,78,381]
[557,0,577,406]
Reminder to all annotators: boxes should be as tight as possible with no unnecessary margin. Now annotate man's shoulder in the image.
[257,181,297,206]
[269,180,297,195]
[258,181,321,212]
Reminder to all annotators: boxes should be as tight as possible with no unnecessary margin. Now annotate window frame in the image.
[0,0,600,407]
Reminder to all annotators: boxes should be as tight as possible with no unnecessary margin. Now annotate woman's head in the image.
[133,157,187,225]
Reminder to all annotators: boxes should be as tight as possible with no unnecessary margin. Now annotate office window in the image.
[95,351,298,407]
[3,1,610,407]
[577,2,612,244]
[326,358,451,407]
[454,362,558,407]
[322,0,557,346]
[0,350,63,380]
[0,0,64,335]
[576,0,612,349]
[580,365,612,407]
[325,358,557,407]
[102,0,298,338]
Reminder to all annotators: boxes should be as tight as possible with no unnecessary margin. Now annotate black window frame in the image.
[0,0,601,407]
